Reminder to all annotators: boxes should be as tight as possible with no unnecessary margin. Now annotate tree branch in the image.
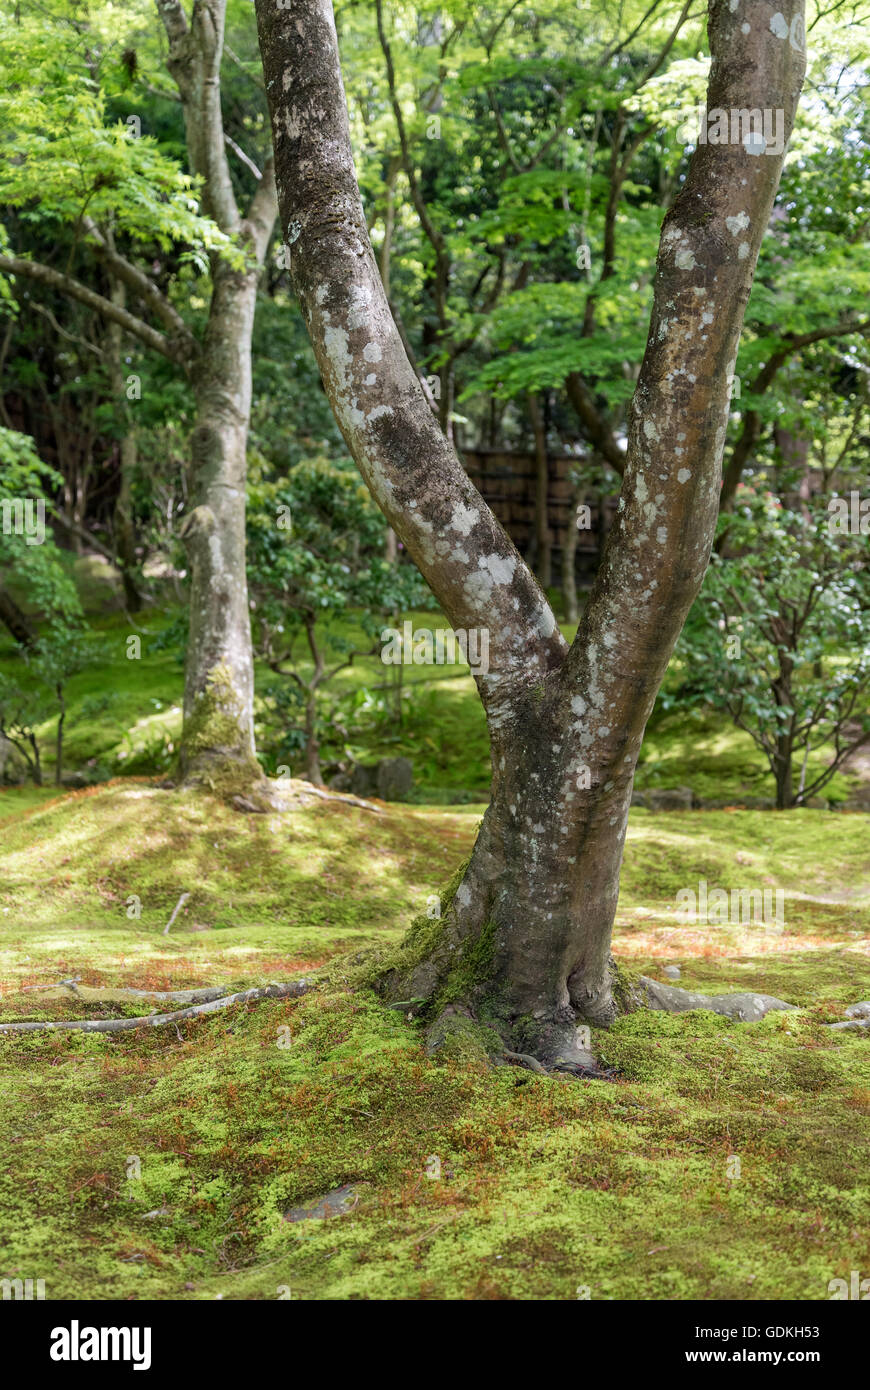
[81,217,199,360]
[0,254,183,364]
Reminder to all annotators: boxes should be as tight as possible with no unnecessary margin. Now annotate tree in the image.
[255,0,807,1065]
[246,456,427,784]
[0,2,277,794]
[0,427,88,784]
[671,485,870,808]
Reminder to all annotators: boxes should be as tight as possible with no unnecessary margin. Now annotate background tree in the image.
[0,1,277,793]
[247,456,427,784]
[670,485,870,809]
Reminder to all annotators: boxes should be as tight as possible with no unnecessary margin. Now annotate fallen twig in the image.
[162,892,191,935]
[0,979,315,1035]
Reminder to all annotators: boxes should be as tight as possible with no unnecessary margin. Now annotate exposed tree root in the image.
[639,976,796,1021]
[20,984,235,1006]
[294,782,383,814]
[0,980,315,1034]
[230,778,383,816]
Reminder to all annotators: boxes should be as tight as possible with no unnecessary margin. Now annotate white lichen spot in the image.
[449,502,480,536]
[364,373,377,386]
[367,404,393,423]
[738,241,750,260]
[726,211,750,237]
[347,286,372,331]
[770,12,789,39]
[678,468,692,484]
[456,882,472,907]
[362,341,382,363]
[656,526,668,545]
[479,552,516,587]
[741,21,750,32]
[643,419,659,442]
[675,248,696,270]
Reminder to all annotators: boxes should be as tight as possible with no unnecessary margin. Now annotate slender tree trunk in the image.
[158,0,278,793]
[178,261,262,789]
[55,682,65,787]
[107,275,145,613]
[28,731,42,786]
[772,649,796,808]
[0,587,36,647]
[256,0,806,1060]
[304,690,323,786]
[301,618,325,786]
[528,392,552,589]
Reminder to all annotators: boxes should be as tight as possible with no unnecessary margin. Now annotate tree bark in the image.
[256,0,806,1060]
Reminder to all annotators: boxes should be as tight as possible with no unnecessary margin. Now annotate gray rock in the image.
[376,757,413,801]
[828,1018,870,1032]
[663,965,681,980]
[61,771,91,789]
[349,757,413,802]
[283,1184,358,1222]
[640,976,796,1022]
[646,786,694,811]
[844,1001,870,1019]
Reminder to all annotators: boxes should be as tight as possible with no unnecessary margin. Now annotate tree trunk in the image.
[178,261,263,791]
[256,0,806,1059]
[158,0,278,794]
[304,690,323,786]
[55,682,65,788]
[301,617,325,786]
[107,274,145,613]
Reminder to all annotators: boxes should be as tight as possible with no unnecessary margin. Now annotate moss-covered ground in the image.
[0,784,867,1300]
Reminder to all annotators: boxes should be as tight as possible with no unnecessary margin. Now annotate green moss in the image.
[437,915,498,1012]
[0,784,867,1300]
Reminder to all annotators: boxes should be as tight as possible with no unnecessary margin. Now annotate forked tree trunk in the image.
[256,0,806,1060]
